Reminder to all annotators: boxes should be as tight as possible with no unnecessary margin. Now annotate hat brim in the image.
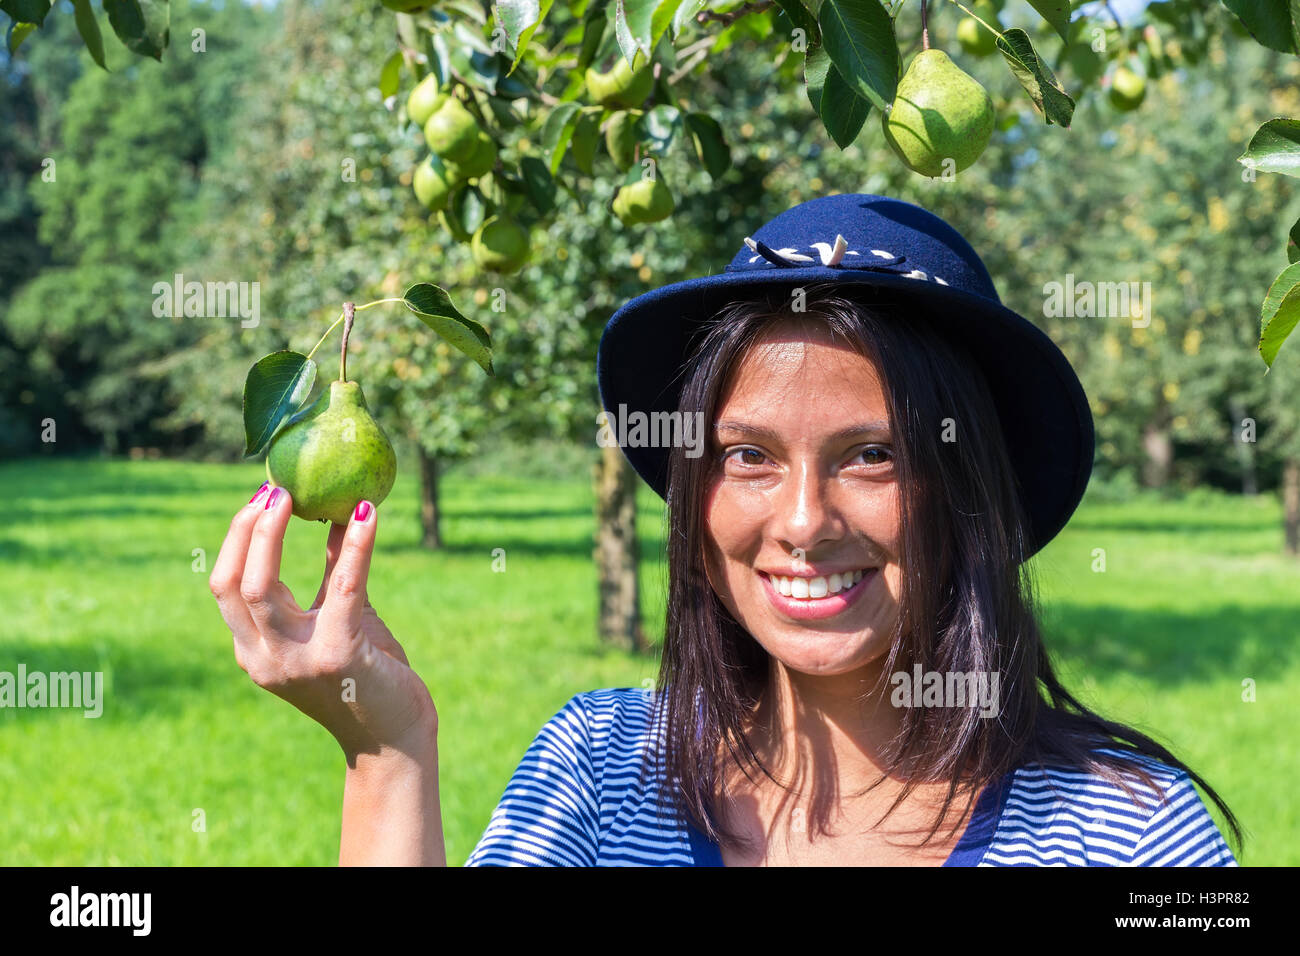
[596,266,1095,558]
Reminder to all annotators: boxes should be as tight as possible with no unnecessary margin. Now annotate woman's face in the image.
[703,317,903,677]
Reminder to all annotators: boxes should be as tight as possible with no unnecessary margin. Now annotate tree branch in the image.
[696,0,773,28]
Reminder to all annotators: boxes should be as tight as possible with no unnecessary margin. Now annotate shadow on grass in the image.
[1041,602,1293,685]
[0,638,231,724]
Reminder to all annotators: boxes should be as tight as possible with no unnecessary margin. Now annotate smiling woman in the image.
[465,195,1243,867]
[210,194,1242,867]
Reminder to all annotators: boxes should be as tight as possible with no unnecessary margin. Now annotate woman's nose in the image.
[770,459,841,552]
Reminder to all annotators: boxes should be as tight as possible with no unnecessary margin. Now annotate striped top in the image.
[465,687,1237,867]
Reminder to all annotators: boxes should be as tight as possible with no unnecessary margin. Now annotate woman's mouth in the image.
[758,568,877,620]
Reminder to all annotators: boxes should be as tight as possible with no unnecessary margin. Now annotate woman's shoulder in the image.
[985,746,1237,866]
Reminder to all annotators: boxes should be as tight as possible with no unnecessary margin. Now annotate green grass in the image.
[0,458,1292,864]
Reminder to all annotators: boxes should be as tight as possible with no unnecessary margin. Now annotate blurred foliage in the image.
[1,0,1299,506]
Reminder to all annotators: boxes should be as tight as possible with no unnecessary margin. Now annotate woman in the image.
[210,194,1242,866]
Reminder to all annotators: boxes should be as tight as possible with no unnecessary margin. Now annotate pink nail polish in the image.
[249,481,270,504]
[353,500,371,523]
[265,487,283,510]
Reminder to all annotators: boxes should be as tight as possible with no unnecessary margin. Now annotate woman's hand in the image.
[210,483,437,762]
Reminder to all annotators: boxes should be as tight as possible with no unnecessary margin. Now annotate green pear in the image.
[407,75,447,128]
[613,176,674,225]
[267,380,397,525]
[423,98,478,163]
[585,57,654,109]
[882,49,995,178]
[956,18,996,57]
[413,155,453,210]
[605,110,642,171]
[1108,65,1146,111]
[444,132,498,181]
[471,215,530,274]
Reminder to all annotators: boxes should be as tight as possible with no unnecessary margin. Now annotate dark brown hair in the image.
[643,280,1243,857]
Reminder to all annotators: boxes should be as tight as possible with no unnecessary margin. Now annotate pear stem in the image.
[920,0,930,51]
[340,302,355,383]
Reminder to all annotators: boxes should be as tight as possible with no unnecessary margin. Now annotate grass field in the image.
[1,457,1294,864]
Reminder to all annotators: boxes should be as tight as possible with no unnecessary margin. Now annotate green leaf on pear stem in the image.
[402,283,495,375]
[1259,261,1300,368]
[1239,119,1300,177]
[242,350,317,457]
[1288,216,1300,264]
[996,28,1074,128]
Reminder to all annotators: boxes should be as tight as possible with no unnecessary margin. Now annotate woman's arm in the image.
[210,485,448,866]
[341,714,445,866]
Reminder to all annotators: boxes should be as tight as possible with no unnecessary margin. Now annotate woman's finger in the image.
[240,486,306,636]
[311,521,370,610]
[210,483,275,654]
[317,501,377,639]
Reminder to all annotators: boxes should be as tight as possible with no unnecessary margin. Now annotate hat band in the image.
[744,236,909,273]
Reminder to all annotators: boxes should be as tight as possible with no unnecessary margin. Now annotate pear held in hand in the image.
[882,49,995,178]
[266,305,396,525]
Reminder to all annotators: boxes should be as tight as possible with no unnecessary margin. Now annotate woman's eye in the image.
[854,446,893,466]
[725,447,768,467]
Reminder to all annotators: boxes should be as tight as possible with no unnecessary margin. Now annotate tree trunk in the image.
[1284,458,1300,557]
[1229,396,1257,497]
[593,443,646,652]
[418,445,442,550]
[1140,419,1172,489]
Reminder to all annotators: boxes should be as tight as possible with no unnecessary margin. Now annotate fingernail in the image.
[265,487,284,511]
[353,500,372,523]
[249,481,270,504]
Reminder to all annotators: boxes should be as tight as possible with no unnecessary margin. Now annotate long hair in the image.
[644,280,1243,855]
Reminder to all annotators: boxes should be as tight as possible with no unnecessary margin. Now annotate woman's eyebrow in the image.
[714,420,892,441]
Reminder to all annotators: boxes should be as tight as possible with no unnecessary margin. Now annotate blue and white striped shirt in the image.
[465,687,1237,866]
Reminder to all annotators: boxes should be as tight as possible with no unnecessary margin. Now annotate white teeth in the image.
[769,569,873,600]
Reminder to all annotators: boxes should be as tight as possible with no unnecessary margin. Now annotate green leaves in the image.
[72,0,107,69]
[243,351,317,457]
[402,284,495,375]
[103,0,170,61]
[541,101,583,174]
[1260,262,1300,368]
[997,28,1074,127]
[0,0,51,26]
[806,44,871,148]
[817,0,899,112]
[493,0,555,72]
[379,51,402,100]
[614,0,657,67]
[1239,119,1300,176]
[1222,0,1300,55]
[1026,0,1071,42]
[684,112,730,179]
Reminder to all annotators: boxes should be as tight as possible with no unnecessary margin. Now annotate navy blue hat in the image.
[596,193,1094,557]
